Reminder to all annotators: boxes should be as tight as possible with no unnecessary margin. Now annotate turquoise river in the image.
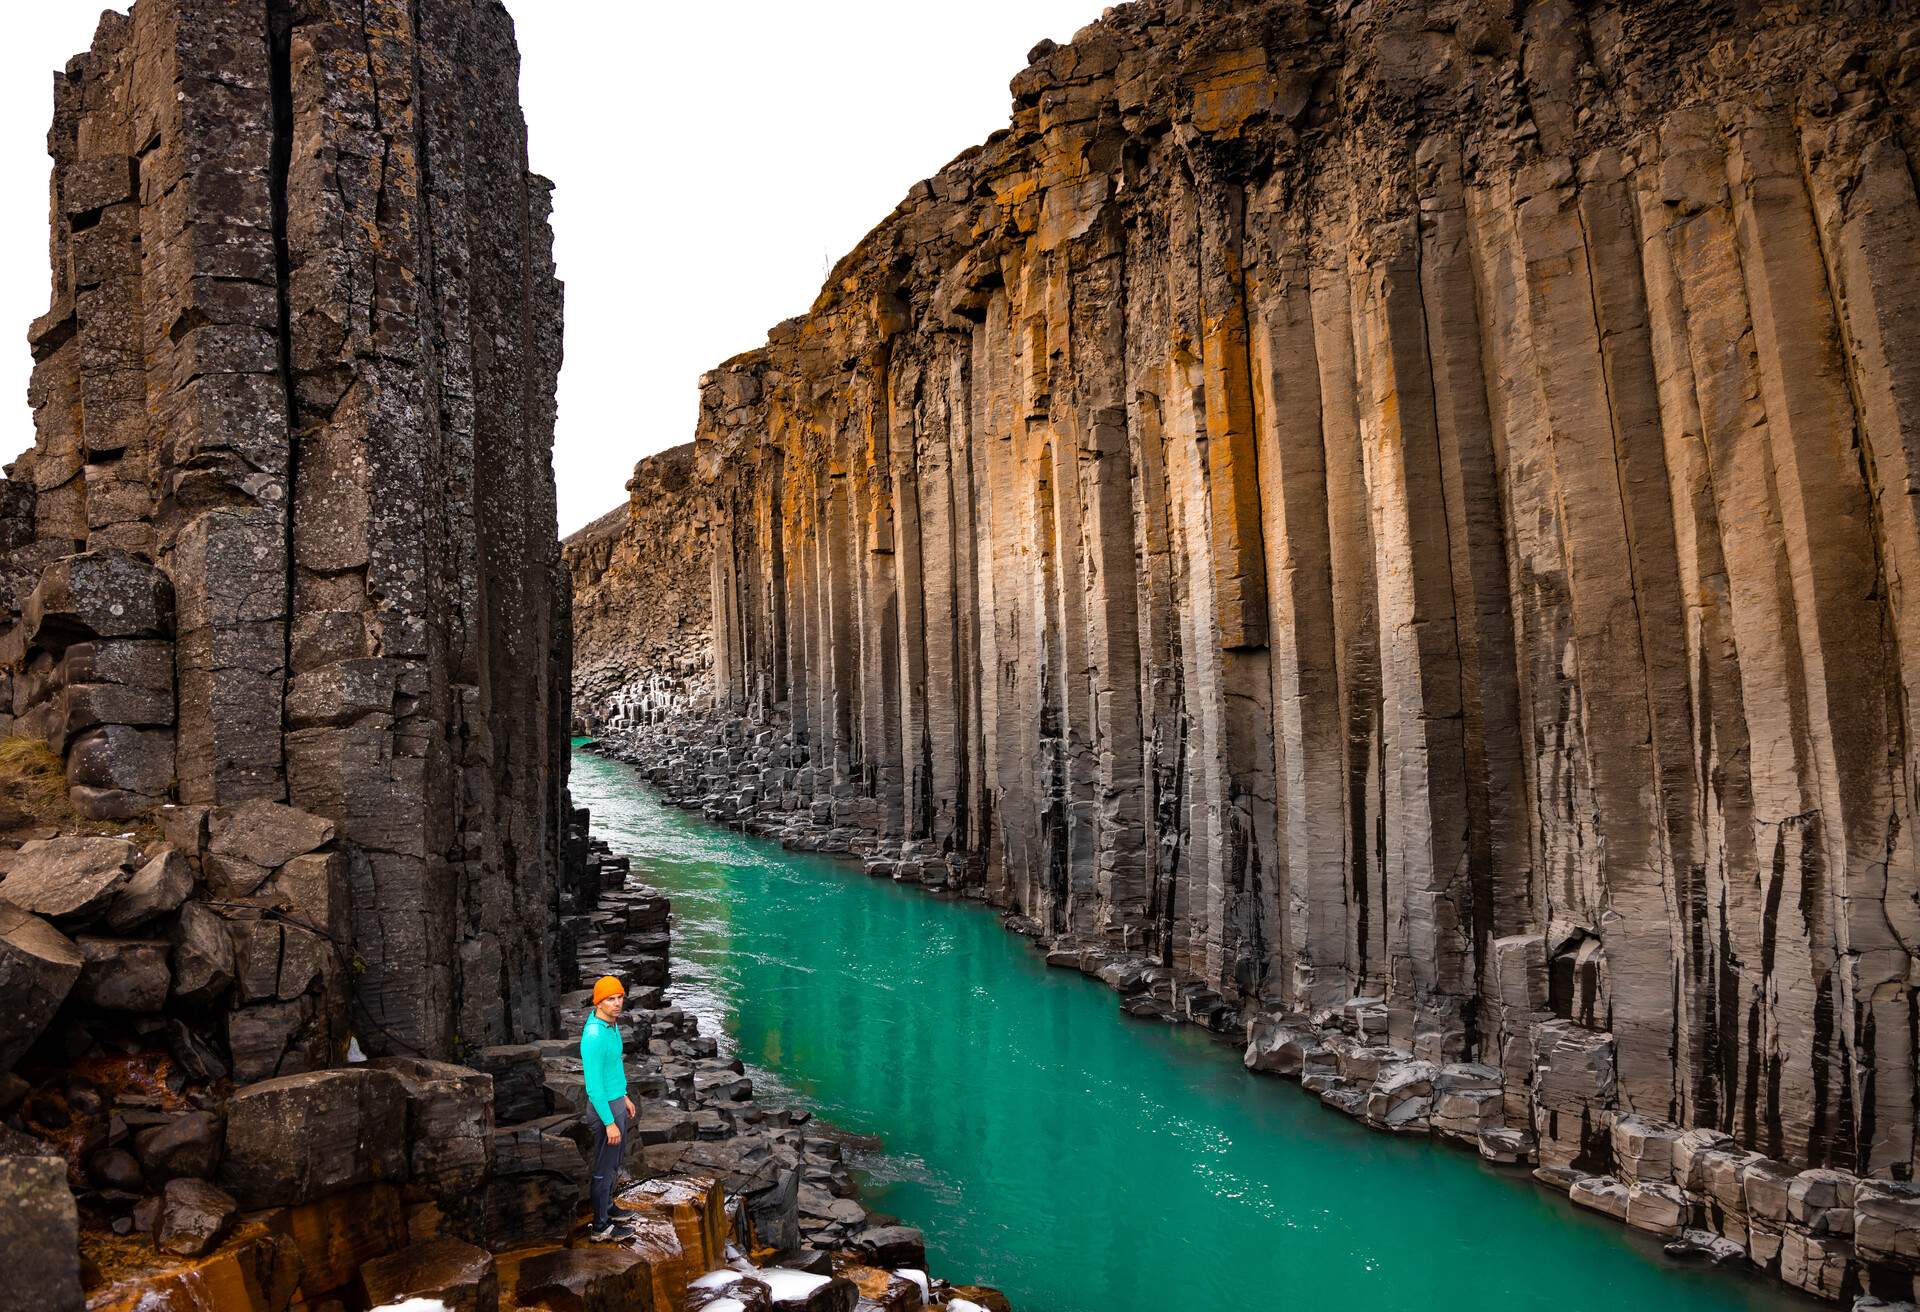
[570,743,1815,1312]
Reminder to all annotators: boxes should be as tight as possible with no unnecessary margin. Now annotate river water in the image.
[570,743,1812,1312]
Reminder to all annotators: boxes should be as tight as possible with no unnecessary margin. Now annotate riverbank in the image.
[587,714,1916,1310]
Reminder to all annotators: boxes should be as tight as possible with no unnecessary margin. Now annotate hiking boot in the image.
[586,1221,629,1243]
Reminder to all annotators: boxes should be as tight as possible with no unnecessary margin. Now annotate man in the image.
[581,974,638,1241]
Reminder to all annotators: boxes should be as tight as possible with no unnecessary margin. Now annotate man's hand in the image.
[624,1096,637,1118]
[604,1119,622,1146]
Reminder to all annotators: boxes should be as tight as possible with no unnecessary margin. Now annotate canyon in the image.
[0,3,982,1311]
[573,0,1920,1304]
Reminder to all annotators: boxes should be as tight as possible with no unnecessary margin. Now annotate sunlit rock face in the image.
[643,0,1920,1181]
[564,443,713,735]
[0,0,573,1061]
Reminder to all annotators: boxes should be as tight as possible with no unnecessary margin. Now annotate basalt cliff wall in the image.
[638,0,1920,1202]
[0,0,572,1076]
[564,442,713,734]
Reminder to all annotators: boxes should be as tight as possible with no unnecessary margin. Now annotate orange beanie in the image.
[592,975,625,1006]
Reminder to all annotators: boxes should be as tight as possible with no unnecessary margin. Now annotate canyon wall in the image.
[672,0,1920,1188]
[0,0,573,1072]
[564,442,713,733]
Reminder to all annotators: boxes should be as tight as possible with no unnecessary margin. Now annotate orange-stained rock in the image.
[359,1236,499,1312]
[835,1264,922,1312]
[615,1173,727,1299]
[284,1183,406,1298]
[83,1215,300,1312]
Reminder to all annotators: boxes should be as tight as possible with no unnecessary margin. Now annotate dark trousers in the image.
[589,1100,629,1227]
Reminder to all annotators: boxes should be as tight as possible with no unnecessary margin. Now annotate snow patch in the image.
[757,1268,830,1301]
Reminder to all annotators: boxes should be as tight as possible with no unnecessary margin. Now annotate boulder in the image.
[849,1224,926,1269]
[1611,1115,1680,1185]
[512,1247,650,1312]
[0,901,82,1072]
[369,1057,496,1195]
[155,1177,237,1257]
[1625,1182,1688,1236]
[1569,1174,1630,1221]
[838,1265,922,1312]
[1663,1228,1747,1265]
[66,725,174,798]
[1855,1180,1920,1267]
[73,935,171,1011]
[0,1155,82,1310]
[1672,1127,1736,1193]
[87,1146,144,1191]
[103,847,195,932]
[1788,1166,1859,1236]
[206,799,335,872]
[169,900,235,1004]
[687,1270,773,1311]
[23,549,173,647]
[1242,1016,1309,1075]
[755,1268,857,1312]
[133,1109,223,1182]
[0,836,138,923]
[360,1236,499,1312]
[1741,1157,1798,1227]
[742,1161,801,1254]
[221,1068,409,1206]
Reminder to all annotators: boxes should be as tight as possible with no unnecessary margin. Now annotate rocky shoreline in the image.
[1,797,1003,1311]
[592,709,1920,1310]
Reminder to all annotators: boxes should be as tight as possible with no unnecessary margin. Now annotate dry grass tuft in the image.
[0,733,162,844]
[0,733,73,827]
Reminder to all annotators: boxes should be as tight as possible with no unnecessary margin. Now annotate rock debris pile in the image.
[581,0,1920,1304]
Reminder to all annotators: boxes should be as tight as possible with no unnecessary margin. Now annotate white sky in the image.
[0,1,1106,536]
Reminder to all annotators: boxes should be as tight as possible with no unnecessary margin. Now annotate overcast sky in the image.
[0,1,1105,535]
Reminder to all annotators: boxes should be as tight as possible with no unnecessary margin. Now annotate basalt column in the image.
[5,0,571,1061]
[681,0,1920,1184]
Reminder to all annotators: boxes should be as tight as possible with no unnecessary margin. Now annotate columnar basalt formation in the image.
[1,0,571,1072]
[597,0,1920,1291]
[564,443,714,734]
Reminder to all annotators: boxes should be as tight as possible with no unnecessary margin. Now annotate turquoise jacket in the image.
[580,1013,627,1125]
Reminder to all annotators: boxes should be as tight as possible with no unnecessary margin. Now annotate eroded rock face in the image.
[0,0,576,1060]
[593,0,1920,1187]
[564,442,713,734]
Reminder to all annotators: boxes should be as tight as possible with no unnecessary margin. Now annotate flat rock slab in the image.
[0,901,83,1072]
[360,1235,499,1312]
[207,799,335,871]
[0,1155,82,1310]
[0,836,138,923]
[221,1068,408,1206]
